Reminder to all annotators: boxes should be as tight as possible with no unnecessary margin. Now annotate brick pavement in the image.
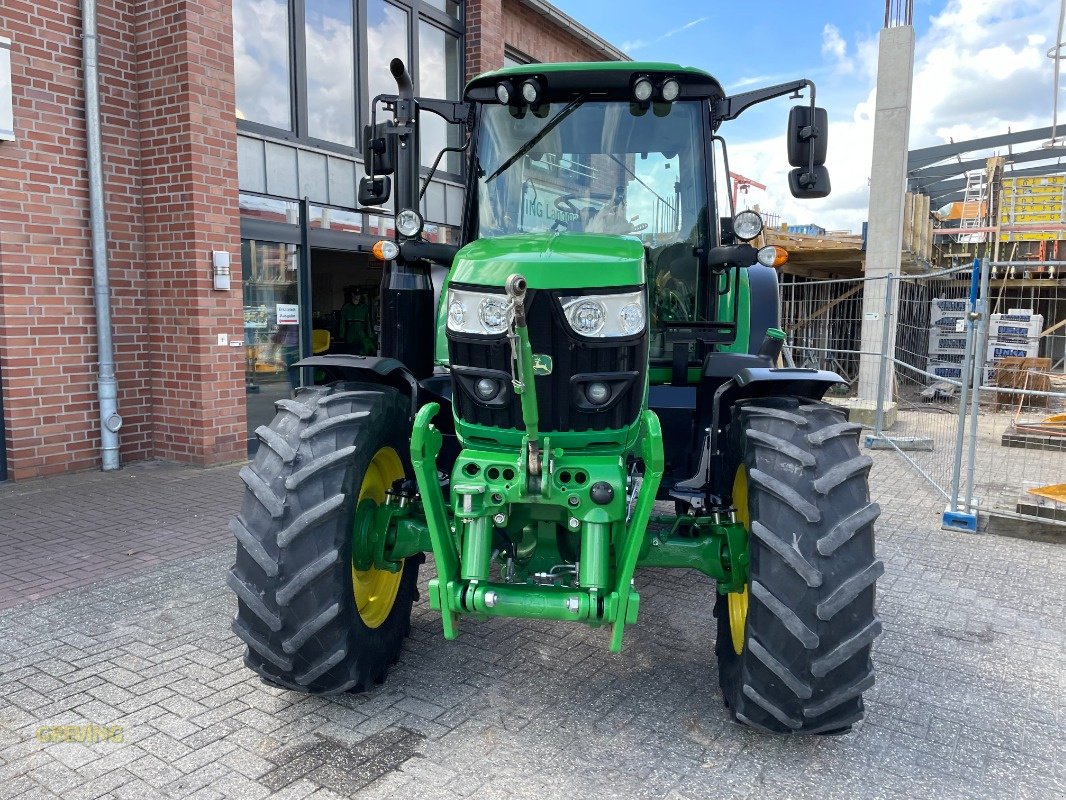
[0,455,1064,799]
[0,461,241,609]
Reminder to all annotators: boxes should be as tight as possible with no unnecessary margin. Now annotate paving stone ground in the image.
[0,454,1063,800]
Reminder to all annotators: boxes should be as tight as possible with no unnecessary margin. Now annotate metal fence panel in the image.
[778,261,1066,533]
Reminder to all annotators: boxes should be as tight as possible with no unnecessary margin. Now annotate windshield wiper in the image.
[485,95,586,183]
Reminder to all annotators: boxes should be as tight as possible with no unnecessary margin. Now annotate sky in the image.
[550,0,1065,233]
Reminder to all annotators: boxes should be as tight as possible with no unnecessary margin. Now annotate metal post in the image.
[948,259,981,515]
[81,0,121,470]
[874,273,895,436]
[963,257,992,515]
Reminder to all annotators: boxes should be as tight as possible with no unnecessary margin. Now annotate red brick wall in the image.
[466,0,616,80]
[0,0,243,479]
[465,0,505,81]
[0,0,151,478]
[135,1,244,466]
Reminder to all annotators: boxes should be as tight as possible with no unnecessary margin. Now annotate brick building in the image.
[0,0,625,481]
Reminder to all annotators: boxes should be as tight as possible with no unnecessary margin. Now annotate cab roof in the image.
[465,61,725,103]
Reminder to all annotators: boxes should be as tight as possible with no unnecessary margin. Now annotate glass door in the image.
[243,239,302,444]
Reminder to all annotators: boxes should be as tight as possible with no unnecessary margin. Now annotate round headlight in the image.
[478,297,509,334]
[633,77,654,102]
[396,208,424,238]
[447,299,466,328]
[733,210,764,242]
[660,78,680,102]
[568,300,607,336]
[475,378,499,401]
[521,79,541,105]
[585,382,611,405]
[618,301,645,335]
[495,82,512,104]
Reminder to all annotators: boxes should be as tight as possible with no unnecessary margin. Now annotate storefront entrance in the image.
[241,233,384,452]
[242,239,302,447]
[308,249,381,360]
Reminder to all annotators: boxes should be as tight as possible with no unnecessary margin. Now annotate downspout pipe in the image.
[81,0,121,470]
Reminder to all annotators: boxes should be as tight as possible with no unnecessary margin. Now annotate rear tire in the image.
[229,382,422,694]
[715,397,883,734]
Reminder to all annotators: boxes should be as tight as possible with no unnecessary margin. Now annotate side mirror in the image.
[358,175,392,206]
[787,105,828,168]
[788,165,831,199]
[362,122,396,175]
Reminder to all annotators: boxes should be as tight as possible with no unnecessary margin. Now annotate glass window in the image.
[366,0,410,122]
[308,204,364,233]
[476,101,704,241]
[239,193,301,225]
[418,21,462,171]
[423,0,460,18]
[305,0,356,146]
[504,46,536,68]
[476,101,708,343]
[233,0,293,130]
[243,240,303,441]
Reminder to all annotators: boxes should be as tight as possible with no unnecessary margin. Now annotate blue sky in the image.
[551,0,1064,232]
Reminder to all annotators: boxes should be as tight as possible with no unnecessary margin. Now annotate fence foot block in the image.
[865,435,935,451]
[830,399,898,429]
[942,506,979,533]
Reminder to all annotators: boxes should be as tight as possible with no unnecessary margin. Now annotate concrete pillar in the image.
[856,24,915,416]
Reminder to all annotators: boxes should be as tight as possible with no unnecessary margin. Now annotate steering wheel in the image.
[554,190,650,235]
[554,191,613,218]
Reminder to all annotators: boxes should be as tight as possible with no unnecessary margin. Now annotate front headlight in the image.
[446,288,510,335]
[560,290,646,337]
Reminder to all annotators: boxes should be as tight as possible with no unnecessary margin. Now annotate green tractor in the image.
[230,60,882,735]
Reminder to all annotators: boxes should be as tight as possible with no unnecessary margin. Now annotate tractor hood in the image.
[447,233,645,289]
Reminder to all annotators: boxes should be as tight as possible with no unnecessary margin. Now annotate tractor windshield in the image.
[476,100,707,246]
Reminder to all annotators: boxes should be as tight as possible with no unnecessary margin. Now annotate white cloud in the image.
[821,24,853,74]
[724,0,1062,234]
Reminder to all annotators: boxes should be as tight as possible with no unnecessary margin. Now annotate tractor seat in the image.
[312,329,331,354]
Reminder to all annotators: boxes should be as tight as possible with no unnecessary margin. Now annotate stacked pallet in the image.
[926,300,1044,385]
[927,298,968,382]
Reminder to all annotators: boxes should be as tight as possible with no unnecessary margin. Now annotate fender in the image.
[293,355,419,419]
[672,366,845,507]
[745,265,780,356]
[710,367,845,452]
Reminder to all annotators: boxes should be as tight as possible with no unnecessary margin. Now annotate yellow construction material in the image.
[1026,484,1066,504]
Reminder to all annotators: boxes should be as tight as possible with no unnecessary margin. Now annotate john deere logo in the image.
[532,354,553,375]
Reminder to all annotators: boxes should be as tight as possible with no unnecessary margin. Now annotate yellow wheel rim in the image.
[728,466,751,655]
[351,447,405,629]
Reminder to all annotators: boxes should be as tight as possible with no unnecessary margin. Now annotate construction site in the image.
[752,115,1066,532]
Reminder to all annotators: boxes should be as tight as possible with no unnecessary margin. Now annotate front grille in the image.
[448,289,647,433]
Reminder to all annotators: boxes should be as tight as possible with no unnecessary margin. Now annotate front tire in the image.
[715,397,883,734]
[229,382,422,694]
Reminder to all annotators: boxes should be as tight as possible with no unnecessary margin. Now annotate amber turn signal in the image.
[756,245,788,268]
[372,239,399,261]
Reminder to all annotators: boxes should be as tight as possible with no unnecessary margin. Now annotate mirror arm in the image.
[400,240,459,266]
[417,99,473,125]
[715,79,816,122]
[706,244,758,269]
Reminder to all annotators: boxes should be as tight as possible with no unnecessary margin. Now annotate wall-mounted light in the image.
[0,37,14,142]
[212,250,231,290]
